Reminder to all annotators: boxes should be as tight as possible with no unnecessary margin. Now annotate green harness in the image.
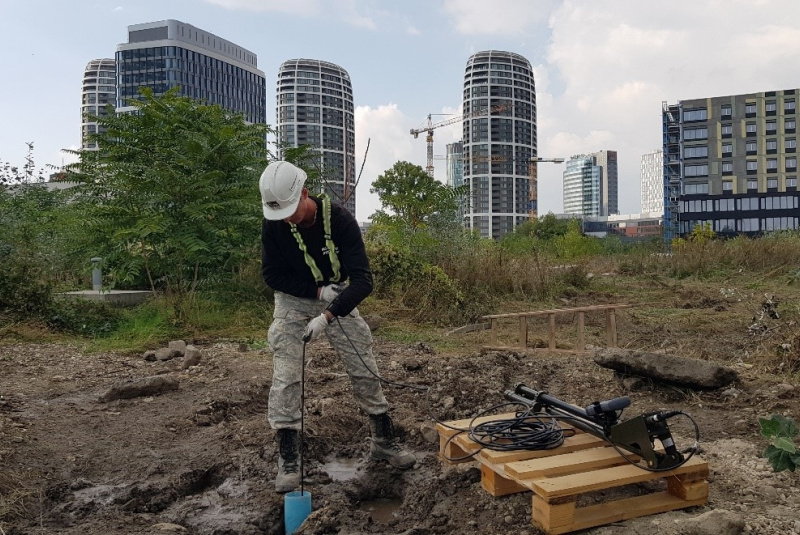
[289,193,342,284]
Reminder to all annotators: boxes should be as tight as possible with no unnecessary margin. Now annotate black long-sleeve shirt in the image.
[261,196,372,318]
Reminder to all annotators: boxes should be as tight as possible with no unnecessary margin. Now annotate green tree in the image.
[370,161,465,231]
[67,87,270,315]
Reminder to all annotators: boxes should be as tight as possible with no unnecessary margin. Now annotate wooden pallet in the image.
[436,414,709,534]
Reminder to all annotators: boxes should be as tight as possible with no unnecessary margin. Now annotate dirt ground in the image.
[1,300,800,534]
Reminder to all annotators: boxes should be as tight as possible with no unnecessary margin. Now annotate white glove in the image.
[318,284,345,303]
[303,313,330,342]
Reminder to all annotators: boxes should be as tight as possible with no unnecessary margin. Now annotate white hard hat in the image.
[259,161,307,220]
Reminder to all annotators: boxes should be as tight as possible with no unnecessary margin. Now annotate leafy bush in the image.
[0,257,53,319]
[47,298,121,336]
[759,413,800,472]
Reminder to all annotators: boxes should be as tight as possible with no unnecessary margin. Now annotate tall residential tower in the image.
[81,59,116,150]
[115,20,266,124]
[640,150,664,215]
[562,151,618,217]
[276,59,356,215]
[461,50,536,239]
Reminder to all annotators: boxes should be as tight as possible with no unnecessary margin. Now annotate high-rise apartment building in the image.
[563,155,601,216]
[562,151,618,217]
[276,59,356,215]
[663,90,800,239]
[462,50,536,239]
[595,150,619,215]
[641,150,664,215]
[446,141,466,218]
[115,20,266,124]
[81,59,116,150]
[446,141,464,189]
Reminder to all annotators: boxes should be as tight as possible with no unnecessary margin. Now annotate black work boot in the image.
[369,413,416,469]
[275,429,301,493]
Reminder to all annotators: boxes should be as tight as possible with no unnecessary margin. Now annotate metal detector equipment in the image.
[504,384,698,471]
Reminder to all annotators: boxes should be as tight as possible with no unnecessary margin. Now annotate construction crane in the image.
[410,104,508,177]
[529,157,565,219]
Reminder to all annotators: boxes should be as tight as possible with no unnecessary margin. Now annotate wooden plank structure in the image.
[436,414,708,534]
[482,304,632,351]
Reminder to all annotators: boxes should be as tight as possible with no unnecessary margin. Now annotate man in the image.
[260,161,415,493]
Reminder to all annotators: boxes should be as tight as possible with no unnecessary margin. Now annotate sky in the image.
[3,0,800,222]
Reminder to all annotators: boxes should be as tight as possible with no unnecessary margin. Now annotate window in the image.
[684,127,708,140]
[785,99,796,112]
[747,179,758,190]
[766,121,777,132]
[715,219,735,232]
[788,177,798,187]
[722,143,733,155]
[766,139,778,151]
[722,162,733,173]
[684,164,709,177]
[684,183,709,195]
[721,124,733,136]
[786,119,796,131]
[683,108,707,121]
[721,105,732,116]
[746,160,758,171]
[767,158,778,171]
[746,141,757,153]
[786,157,797,170]
[684,146,708,158]
[767,178,778,189]
[739,197,759,210]
[746,103,756,114]
[723,181,733,191]
[746,122,757,134]
[740,218,759,232]
[766,101,777,113]
[786,139,796,150]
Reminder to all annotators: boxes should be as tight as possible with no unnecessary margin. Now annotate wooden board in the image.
[436,416,709,534]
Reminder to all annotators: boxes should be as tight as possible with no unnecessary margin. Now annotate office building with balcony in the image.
[116,20,266,124]
[81,59,116,150]
[663,90,800,239]
[563,151,618,217]
[641,150,664,215]
[462,50,536,239]
[276,59,356,215]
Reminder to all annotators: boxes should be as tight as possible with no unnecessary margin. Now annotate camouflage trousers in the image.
[267,291,388,430]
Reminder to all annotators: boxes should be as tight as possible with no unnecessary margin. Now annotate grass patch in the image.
[86,300,177,353]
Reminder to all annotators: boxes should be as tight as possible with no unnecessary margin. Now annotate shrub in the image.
[759,414,800,472]
[47,298,121,336]
[0,256,53,319]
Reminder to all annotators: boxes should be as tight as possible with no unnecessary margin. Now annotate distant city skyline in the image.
[5,1,800,222]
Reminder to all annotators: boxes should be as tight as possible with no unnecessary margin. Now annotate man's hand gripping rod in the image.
[505,384,688,471]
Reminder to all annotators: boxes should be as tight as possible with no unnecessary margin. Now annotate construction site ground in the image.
[1,272,800,534]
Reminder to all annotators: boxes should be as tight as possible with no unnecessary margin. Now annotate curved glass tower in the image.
[462,51,536,239]
[81,59,116,150]
[276,59,356,215]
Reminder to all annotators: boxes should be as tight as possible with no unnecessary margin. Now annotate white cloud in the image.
[205,0,321,16]
[204,0,384,28]
[406,26,421,35]
[442,0,555,35]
